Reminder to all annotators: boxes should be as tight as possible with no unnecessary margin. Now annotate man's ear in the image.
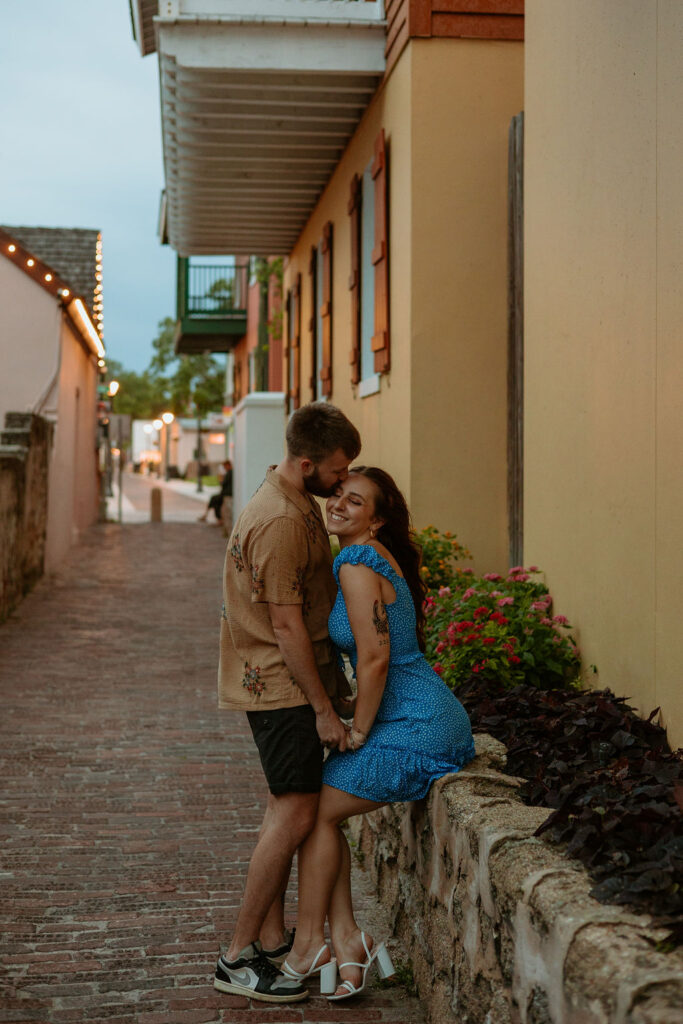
[300,457,315,477]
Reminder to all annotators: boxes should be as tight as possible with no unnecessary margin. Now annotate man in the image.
[198,459,233,526]
[214,402,361,1003]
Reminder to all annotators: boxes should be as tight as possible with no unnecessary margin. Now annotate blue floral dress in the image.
[323,545,475,802]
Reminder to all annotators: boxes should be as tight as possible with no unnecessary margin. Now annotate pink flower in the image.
[509,566,524,575]
[483,573,502,582]
[424,596,436,610]
[460,568,475,576]
[498,597,514,607]
[512,573,529,582]
[531,601,548,611]
[491,590,502,597]
[462,587,476,600]
[529,565,540,572]
[553,615,569,626]
[438,586,451,597]
[541,617,554,627]
[433,663,443,675]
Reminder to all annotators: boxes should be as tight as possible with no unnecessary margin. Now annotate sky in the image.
[0,0,176,372]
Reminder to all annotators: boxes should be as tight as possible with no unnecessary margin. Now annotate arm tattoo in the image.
[372,599,390,646]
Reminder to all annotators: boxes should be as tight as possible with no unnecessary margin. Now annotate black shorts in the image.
[246,704,323,795]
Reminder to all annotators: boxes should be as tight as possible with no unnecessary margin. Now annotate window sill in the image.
[358,374,381,398]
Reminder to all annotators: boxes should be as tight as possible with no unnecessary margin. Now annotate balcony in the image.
[130,1,386,255]
[174,255,249,354]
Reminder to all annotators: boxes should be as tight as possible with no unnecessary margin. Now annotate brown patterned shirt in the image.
[218,467,350,710]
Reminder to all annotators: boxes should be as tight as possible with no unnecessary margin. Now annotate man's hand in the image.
[315,705,349,751]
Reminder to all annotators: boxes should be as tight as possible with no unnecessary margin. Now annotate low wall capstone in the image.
[351,735,683,1024]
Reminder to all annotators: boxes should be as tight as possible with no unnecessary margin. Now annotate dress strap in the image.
[332,544,402,586]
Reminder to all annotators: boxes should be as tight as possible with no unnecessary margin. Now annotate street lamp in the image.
[161,411,174,480]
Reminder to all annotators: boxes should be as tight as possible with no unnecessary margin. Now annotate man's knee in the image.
[268,791,319,845]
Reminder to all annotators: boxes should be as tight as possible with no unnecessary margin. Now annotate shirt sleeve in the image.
[245,516,308,605]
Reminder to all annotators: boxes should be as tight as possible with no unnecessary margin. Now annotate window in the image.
[308,243,326,402]
[316,242,325,399]
[286,276,301,413]
[349,129,389,394]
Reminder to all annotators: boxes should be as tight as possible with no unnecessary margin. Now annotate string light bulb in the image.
[8,244,16,253]
[27,258,35,267]
[44,273,52,282]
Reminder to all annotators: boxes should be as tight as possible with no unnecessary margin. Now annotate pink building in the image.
[0,226,105,570]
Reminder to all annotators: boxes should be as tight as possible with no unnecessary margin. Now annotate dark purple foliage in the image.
[456,678,683,945]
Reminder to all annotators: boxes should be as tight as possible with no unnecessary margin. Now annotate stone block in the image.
[355,740,683,1024]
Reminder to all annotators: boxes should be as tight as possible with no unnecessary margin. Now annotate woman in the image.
[281,467,475,1000]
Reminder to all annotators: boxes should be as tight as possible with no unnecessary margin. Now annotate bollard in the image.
[150,487,162,522]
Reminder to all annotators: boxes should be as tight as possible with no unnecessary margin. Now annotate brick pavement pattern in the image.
[0,523,426,1024]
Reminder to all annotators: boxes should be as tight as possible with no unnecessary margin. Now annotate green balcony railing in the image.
[175,256,249,354]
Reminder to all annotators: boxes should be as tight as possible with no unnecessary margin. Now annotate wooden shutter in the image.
[320,221,333,398]
[308,245,317,399]
[291,274,301,410]
[348,173,362,385]
[371,129,390,374]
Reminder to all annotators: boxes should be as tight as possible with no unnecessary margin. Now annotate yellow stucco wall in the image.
[284,47,413,499]
[285,37,523,571]
[524,0,683,744]
[409,39,523,569]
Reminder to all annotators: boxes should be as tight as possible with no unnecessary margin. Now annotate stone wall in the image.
[351,735,683,1024]
[0,413,52,621]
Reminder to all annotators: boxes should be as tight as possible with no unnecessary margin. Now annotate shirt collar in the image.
[266,466,322,520]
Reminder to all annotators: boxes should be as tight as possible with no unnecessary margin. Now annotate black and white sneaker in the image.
[214,941,308,1003]
[262,927,296,965]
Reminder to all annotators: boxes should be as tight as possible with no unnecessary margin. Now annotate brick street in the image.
[0,521,426,1024]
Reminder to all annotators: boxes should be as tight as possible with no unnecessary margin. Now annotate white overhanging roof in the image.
[144,1,386,255]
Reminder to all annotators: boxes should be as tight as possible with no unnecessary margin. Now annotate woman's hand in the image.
[348,725,368,751]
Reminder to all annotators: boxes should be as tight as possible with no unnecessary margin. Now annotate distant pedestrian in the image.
[198,459,232,526]
[214,402,361,1004]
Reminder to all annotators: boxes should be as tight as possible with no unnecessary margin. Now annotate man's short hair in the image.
[286,402,361,464]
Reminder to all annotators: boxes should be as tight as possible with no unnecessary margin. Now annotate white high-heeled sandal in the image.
[281,944,338,995]
[327,931,395,1001]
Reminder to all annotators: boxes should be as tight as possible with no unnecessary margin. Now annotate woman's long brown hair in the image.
[351,467,427,651]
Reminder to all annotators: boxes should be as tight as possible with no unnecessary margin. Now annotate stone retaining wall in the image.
[351,735,683,1024]
[0,412,52,621]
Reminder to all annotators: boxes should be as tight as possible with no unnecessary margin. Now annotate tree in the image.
[148,317,225,417]
[104,359,167,421]
[105,318,226,421]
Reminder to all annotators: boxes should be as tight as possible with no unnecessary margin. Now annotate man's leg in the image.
[226,789,318,960]
[259,865,289,952]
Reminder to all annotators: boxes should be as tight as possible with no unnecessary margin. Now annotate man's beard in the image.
[303,467,337,498]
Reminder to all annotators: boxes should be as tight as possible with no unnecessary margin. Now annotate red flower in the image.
[508,655,521,665]
[473,606,489,619]
[433,663,443,675]
[482,637,496,646]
